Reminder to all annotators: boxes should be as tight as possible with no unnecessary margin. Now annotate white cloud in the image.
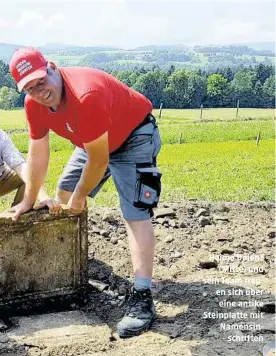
[9,0,271,3]
[18,10,67,31]
[0,2,273,48]
[210,19,275,44]
[92,1,169,47]
[0,19,10,29]
[45,14,67,30]
[19,10,44,26]
[97,1,127,29]
[146,17,169,39]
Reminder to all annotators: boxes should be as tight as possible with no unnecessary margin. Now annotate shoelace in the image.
[125,289,152,316]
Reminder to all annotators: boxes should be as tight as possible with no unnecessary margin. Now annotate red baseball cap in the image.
[9,47,47,92]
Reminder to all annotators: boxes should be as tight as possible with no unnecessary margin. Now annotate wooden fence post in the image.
[179,132,183,144]
[256,130,261,146]
[200,104,203,120]
[159,102,163,120]
[236,100,240,119]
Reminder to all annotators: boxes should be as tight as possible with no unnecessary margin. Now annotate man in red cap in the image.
[9,47,162,338]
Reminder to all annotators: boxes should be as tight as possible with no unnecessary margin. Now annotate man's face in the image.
[23,67,62,108]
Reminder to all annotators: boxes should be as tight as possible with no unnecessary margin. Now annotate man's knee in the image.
[0,168,23,198]
[55,189,72,204]
[125,219,153,232]
[12,183,25,206]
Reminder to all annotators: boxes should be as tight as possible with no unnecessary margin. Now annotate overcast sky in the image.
[0,0,274,48]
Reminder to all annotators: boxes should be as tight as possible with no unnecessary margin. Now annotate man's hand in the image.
[6,200,33,221]
[36,196,87,216]
[67,193,87,215]
[34,199,62,215]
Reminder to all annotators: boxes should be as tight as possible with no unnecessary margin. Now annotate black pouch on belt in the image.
[134,164,162,209]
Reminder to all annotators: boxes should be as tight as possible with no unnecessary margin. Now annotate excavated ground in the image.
[1,200,275,356]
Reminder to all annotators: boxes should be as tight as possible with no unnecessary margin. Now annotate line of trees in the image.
[0,59,274,109]
[113,64,275,108]
[0,61,24,109]
[193,45,274,57]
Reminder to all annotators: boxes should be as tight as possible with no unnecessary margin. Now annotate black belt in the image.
[135,114,157,130]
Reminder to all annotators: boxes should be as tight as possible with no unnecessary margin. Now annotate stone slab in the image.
[0,209,88,315]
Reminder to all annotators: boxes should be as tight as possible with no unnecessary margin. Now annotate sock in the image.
[134,276,152,291]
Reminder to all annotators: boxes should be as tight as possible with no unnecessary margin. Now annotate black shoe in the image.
[117,287,156,338]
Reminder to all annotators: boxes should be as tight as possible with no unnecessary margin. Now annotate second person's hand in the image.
[5,200,33,221]
[66,193,87,215]
[34,198,62,215]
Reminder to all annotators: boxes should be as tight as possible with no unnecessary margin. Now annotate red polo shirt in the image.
[25,67,153,152]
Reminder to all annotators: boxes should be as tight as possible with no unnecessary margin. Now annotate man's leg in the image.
[110,120,162,337]
[115,212,157,337]
[12,183,25,206]
[115,219,156,337]
[126,219,155,280]
[0,166,25,207]
[55,189,72,204]
[56,147,111,203]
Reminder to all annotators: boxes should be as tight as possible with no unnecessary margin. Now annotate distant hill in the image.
[0,42,122,61]
[0,41,274,70]
[39,42,77,50]
[39,43,122,55]
[0,43,25,62]
[132,44,190,51]
[240,41,275,53]
[132,42,275,54]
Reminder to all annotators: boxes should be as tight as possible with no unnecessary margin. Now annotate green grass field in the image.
[1,108,274,130]
[0,108,275,210]
[152,108,275,121]
[6,119,275,153]
[46,54,85,66]
[0,109,27,130]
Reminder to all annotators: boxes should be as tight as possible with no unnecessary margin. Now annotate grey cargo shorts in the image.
[58,115,162,221]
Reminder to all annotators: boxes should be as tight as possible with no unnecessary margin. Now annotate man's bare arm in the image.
[14,162,50,202]
[22,134,50,206]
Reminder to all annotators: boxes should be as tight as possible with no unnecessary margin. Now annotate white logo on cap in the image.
[16,60,33,76]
